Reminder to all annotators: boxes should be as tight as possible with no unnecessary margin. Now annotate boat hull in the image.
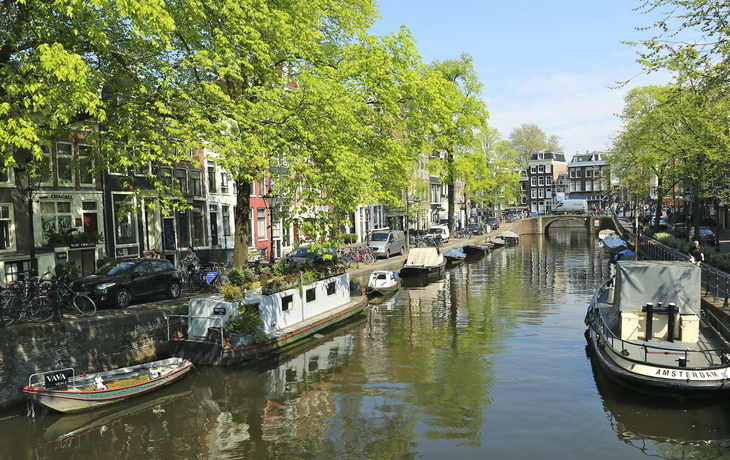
[585,323,730,396]
[23,358,193,414]
[170,296,368,366]
[399,264,446,278]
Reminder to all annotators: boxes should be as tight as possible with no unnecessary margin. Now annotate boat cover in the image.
[403,248,444,267]
[614,260,701,315]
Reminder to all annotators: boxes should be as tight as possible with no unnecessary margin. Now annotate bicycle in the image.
[349,246,376,265]
[454,228,470,239]
[1,271,55,326]
[189,262,230,292]
[52,274,97,317]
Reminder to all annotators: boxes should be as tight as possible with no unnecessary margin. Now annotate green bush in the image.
[227,268,244,286]
[226,304,267,343]
[342,233,357,244]
[219,283,243,302]
[55,261,80,281]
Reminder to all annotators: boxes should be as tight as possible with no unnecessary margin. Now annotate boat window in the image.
[282,295,293,311]
[306,287,316,303]
[326,282,336,296]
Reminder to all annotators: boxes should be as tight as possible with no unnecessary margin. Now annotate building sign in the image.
[213,307,227,315]
[39,194,73,200]
[56,252,67,260]
[69,242,96,248]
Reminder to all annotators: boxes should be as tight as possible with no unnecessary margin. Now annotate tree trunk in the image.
[233,180,252,268]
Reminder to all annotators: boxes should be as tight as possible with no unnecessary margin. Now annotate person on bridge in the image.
[689,241,704,266]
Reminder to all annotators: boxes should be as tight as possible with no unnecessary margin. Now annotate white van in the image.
[552,199,587,215]
[368,230,407,258]
[428,225,450,243]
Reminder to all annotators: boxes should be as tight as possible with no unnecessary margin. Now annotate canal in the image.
[3,228,730,460]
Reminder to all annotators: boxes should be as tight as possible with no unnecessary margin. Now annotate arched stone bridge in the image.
[510,215,617,235]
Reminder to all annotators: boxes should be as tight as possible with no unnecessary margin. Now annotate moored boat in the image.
[23,357,193,414]
[399,247,446,278]
[168,272,368,366]
[585,260,730,396]
[366,270,401,297]
[501,230,520,244]
[489,237,505,248]
[444,248,467,265]
[602,237,628,255]
[462,244,491,257]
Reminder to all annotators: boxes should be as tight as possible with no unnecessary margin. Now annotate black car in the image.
[488,217,499,231]
[285,246,336,266]
[71,258,182,308]
[467,223,485,235]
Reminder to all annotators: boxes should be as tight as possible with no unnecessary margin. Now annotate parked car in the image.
[467,223,486,235]
[71,258,182,309]
[368,230,406,258]
[650,216,671,230]
[488,217,499,231]
[692,227,717,245]
[285,245,336,266]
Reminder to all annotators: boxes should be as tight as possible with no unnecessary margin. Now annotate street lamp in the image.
[262,188,277,263]
[14,165,39,277]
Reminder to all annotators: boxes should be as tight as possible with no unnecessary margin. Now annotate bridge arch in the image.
[510,215,617,235]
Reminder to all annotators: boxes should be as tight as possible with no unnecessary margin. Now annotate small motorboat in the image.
[24,357,194,414]
[602,237,628,255]
[463,244,491,257]
[501,230,520,244]
[489,237,505,248]
[610,249,636,263]
[598,229,621,241]
[585,260,730,397]
[399,247,446,278]
[444,248,467,265]
[366,270,401,297]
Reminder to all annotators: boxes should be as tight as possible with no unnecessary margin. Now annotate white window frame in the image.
[0,204,14,251]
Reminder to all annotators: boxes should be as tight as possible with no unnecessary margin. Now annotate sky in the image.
[368,0,673,160]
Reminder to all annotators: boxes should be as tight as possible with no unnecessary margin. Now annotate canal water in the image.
[3,229,730,460]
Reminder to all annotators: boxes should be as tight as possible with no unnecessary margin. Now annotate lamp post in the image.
[262,188,276,263]
[14,166,38,277]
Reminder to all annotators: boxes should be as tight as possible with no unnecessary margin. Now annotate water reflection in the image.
[588,337,730,458]
[5,229,730,459]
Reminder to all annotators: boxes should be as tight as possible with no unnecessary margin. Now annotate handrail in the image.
[591,304,726,369]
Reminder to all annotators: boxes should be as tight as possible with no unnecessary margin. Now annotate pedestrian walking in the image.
[689,241,704,266]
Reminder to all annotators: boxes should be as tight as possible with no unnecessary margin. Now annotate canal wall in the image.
[0,303,187,411]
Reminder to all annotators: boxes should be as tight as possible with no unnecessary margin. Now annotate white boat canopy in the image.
[614,260,701,315]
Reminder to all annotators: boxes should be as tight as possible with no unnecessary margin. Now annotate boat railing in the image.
[28,368,76,388]
[593,304,727,369]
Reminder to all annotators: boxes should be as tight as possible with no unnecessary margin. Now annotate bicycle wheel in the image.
[72,293,97,316]
[28,296,54,323]
[1,294,22,326]
[189,271,207,292]
[363,252,377,265]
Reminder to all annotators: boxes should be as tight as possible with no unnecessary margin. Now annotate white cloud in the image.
[483,68,672,159]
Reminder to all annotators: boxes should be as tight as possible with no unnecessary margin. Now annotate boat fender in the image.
[94,374,107,390]
[224,338,232,349]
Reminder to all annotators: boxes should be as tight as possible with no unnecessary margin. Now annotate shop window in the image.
[40,201,73,239]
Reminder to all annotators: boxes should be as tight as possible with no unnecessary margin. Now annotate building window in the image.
[538,188,544,198]
[192,206,205,247]
[191,170,202,197]
[0,205,12,250]
[586,181,593,191]
[576,170,582,178]
[220,172,229,194]
[57,142,74,185]
[112,194,137,245]
[585,168,593,178]
[538,165,545,173]
[79,144,94,185]
[178,210,190,248]
[4,260,31,283]
[545,164,552,173]
[257,208,267,240]
[175,169,188,195]
[538,176,544,186]
[208,167,217,193]
[530,177,537,186]
[545,177,552,186]
[222,205,231,238]
[159,166,172,187]
[530,166,537,174]
[40,201,73,239]
[531,189,537,199]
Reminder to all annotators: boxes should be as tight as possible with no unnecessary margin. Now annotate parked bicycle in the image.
[52,274,97,317]
[454,228,470,239]
[1,271,54,326]
[189,262,230,292]
[336,245,376,268]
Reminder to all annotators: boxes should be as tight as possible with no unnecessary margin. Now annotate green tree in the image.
[424,54,490,233]
[508,123,560,167]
